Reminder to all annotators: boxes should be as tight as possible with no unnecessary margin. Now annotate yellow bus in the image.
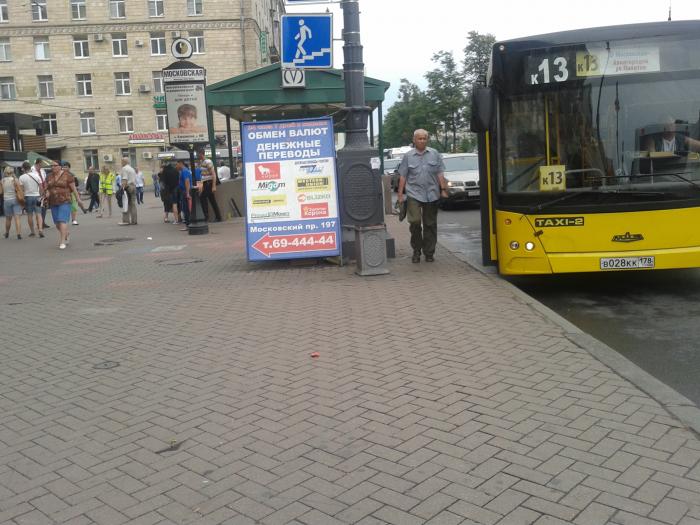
[471,21,700,274]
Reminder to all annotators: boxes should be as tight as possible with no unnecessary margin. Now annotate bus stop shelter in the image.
[204,63,390,164]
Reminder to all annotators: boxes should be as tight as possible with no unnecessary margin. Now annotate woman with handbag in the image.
[0,166,23,239]
[44,161,84,250]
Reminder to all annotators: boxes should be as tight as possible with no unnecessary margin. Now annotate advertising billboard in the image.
[242,117,341,261]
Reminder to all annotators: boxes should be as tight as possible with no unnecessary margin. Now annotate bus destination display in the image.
[526,46,660,85]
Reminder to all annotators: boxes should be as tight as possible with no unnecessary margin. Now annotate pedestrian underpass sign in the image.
[281,14,333,69]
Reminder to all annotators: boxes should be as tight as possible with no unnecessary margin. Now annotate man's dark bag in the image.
[115,187,124,208]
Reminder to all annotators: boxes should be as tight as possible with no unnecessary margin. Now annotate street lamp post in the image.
[337,0,389,275]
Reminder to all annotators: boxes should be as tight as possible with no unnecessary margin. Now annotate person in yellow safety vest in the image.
[96,165,116,218]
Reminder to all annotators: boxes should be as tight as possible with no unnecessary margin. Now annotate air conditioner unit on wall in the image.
[135,39,144,47]
[142,151,153,159]
[94,33,104,42]
[138,84,151,93]
[103,154,113,162]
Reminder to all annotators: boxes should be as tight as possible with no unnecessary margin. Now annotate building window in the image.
[0,38,9,61]
[0,77,16,100]
[80,112,96,134]
[156,109,167,131]
[189,31,205,54]
[73,35,89,58]
[109,0,125,19]
[41,113,58,135]
[76,73,92,96]
[118,110,134,133]
[121,147,137,168]
[37,75,54,98]
[71,0,86,20]
[83,149,99,171]
[187,0,203,16]
[148,0,164,17]
[32,0,48,21]
[34,37,50,60]
[112,33,127,57]
[152,71,163,94]
[114,72,131,95]
[0,0,8,23]
[150,32,165,55]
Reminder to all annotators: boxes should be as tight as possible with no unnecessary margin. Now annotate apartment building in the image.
[0,0,284,175]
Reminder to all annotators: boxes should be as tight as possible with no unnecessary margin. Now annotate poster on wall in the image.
[242,117,341,261]
[165,83,208,144]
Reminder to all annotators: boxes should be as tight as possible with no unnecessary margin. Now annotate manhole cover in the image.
[95,237,134,246]
[93,361,120,370]
[156,258,205,266]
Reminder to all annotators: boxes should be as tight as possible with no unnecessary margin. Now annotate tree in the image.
[462,31,496,149]
[382,79,436,148]
[425,51,468,152]
[463,31,496,85]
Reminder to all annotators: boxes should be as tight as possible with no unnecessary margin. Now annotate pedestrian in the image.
[176,159,192,228]
[85,166,100,212]
[118,157,137,225]
[197,149,222,222]
[151,171,160,198]
[135,167,145,204]
[31,159,50,229]
[97,165,115,218]
[217,160,231,182]
[1,166,23,239]
[396,129,448,263]
[44,161,84,250]
[159,162,180,223]
[64,162,86,225]
[19,161,44,238]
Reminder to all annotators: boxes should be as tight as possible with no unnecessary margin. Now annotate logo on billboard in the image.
[296,177,330,192]
[297,192,331,203]
[301,202,329,219]
[299,163,323,174]
[250,211,291,220]
[256,181,286,192]
[252,195,287,207]
[255,163,281,180]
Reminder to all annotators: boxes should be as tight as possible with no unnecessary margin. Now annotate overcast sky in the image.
[285,0,700,110]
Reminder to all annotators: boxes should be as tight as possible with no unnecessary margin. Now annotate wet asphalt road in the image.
[437,205,700,407]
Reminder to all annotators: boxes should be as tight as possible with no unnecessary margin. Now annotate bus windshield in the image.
[498,35,700,205]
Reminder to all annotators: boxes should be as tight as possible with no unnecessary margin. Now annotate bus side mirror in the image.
[470,85,494,133]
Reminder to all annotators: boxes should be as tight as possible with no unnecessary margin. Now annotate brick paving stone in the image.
[3,206,700,524]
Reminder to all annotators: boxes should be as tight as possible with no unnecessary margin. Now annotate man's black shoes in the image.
[425,255,435,262]
[412,253,420,263]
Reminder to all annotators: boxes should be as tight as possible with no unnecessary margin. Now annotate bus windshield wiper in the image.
[528,188,667,214]
[528,190,594,213]
[657,171,700,190]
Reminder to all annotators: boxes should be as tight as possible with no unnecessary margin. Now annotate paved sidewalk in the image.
[2,202,700,524]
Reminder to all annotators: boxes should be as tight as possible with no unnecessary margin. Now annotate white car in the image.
[441,152,480,206]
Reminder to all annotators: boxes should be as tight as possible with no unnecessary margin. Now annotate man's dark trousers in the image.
[407,197,439,256]
[200,180,221,222]
[88,191,100,212]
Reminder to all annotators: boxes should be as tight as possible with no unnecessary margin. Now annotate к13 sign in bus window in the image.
[539,165,566,191]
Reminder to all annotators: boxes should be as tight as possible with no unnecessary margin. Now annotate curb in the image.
[440,236,700,437]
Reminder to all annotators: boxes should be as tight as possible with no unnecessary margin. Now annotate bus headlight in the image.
[509,241,520,250]
[525,242,535,251]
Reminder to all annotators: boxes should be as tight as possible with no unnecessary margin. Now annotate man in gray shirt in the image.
[397,129,448,263]
[118,157,138,225]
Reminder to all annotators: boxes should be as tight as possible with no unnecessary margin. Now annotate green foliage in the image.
[463,31,497,84]
[382,79,436,148]
[382,31,497,151]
